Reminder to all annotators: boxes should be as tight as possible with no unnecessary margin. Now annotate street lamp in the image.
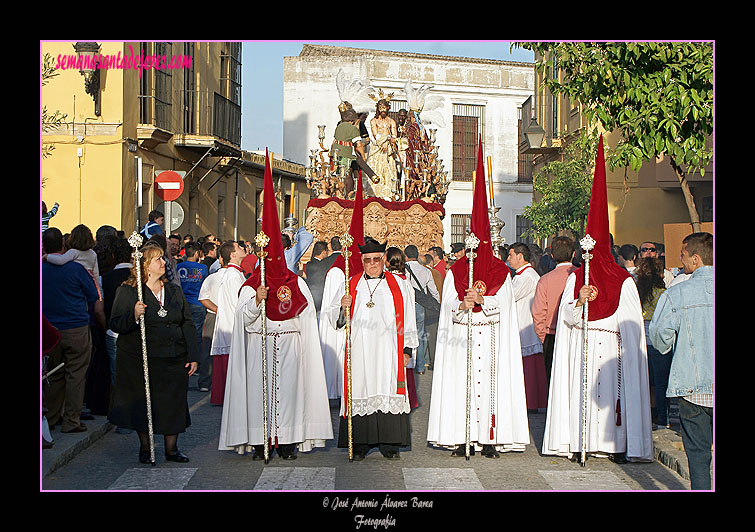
[524,120,545,152]
[73,42,101,116]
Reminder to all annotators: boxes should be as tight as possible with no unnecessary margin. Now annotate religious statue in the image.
[366,92,400,200]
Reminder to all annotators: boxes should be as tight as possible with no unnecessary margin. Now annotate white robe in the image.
[218,278,333,453]
[542,274,653,461]
[427,271,530,451]
[322,272,419,418]
[512,265,544,357]
[318,267,347,399]
[210,265,246,356]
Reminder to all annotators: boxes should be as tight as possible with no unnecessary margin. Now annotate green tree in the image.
[42,52,68,161]
[516,42,713,232]
[523,128,599,241]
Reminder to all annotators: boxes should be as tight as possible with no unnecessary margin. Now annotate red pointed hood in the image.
[242,150,308,321]
[450,135,510,304]
[573,135,630,320]
[329,171,365,278]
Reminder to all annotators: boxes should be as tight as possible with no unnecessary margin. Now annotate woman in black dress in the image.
[108,243,199,463]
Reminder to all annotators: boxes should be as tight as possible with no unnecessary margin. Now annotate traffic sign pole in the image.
[155,171,185,234]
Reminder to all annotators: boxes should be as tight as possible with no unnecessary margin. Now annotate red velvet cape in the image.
[241,149,308,321]
[572,136,630,321]
[450,136,510,309]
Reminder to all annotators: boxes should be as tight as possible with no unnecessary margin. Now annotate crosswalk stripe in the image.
[108,468,198,490]
[538,470,630,490]
[254,467,336,490]
[402,468,484,490]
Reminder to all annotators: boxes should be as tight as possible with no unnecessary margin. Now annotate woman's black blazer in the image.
[110,282,199,362]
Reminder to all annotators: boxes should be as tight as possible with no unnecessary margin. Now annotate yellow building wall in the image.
[608,183,689,249]
[42,41,308,242]
[42,41,127,234]
[603,132,693,249]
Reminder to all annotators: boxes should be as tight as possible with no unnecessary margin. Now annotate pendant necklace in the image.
[155,285,168,317]
[365,275,383,308]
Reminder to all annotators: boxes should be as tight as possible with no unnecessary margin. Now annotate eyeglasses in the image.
[640,247,656,253]
[362,257,383,264]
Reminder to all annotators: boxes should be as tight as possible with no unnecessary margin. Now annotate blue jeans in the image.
[414,303,428,371]
[647,342,673,425]
[198,312,215,389]
[189,304,206,358]
[679,397,713,490]
[105,334,117,386]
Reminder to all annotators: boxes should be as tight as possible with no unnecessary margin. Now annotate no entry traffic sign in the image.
[155,170,184,201]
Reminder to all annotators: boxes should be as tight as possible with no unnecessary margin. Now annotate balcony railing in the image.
[138,88,241,148]
[213,92,241,146]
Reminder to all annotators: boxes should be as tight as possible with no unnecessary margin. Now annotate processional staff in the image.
[127,231,156,467]
[340,233,355,462]
[255,231,271,464]
[464,232,480,461]
[579,233,597,467]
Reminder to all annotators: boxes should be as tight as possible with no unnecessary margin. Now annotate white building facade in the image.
[283,44,534,249]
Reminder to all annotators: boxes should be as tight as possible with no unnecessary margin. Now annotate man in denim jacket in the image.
[649,232,713,490]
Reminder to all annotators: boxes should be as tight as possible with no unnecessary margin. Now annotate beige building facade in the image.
[41,41,307,243]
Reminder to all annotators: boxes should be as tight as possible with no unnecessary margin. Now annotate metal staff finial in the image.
[578,233,596,467]
[464,231,480,461]
[254,230,271,464]
[340,232,354,462]
[127,231,156,466]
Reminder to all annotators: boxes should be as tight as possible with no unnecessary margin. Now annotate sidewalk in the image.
[41,374,210,480]
[41,377,692,484]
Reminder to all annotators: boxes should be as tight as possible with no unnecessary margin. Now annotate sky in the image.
[240,41,534,156]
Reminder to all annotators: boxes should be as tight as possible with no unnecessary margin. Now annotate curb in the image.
[42,420,115,479]
[42,389,211,479]
[653,429,690,481]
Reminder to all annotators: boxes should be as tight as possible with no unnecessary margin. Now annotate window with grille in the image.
[138,42,172,131]
[215,42,242,146]
[450,214,471,243]
[452,104,484,181]
[183,42,196,134]
[138,42,151,125]
[221,42,242,105]
[154,43,172,131]
[516,215,533,245]
[517,110,534,183]
[547,62,558,138]
[387,99,407,127]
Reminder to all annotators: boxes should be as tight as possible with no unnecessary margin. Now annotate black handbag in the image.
[406,265,440,325]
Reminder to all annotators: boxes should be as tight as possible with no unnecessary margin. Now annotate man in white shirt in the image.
[507,242,546,411]
[209,240,247,405]
[197,256,226,393]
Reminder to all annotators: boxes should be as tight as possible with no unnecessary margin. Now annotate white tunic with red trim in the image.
[218,277,333,453]
[427,270,530,451]
[322,272,418,418]
[542,274,653,461]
